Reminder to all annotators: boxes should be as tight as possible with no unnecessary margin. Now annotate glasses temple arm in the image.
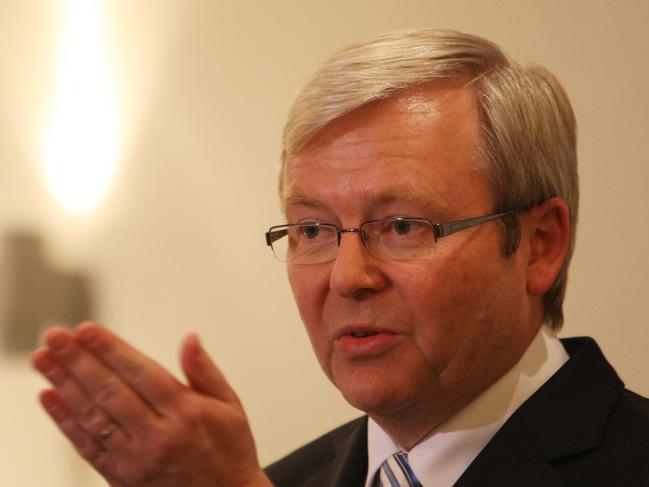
[265,228,288,246]
[434,210,515,238]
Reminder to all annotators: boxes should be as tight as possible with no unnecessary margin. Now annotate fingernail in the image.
[35,354,54,373]
[76,326,99,348]
[41,392,56,410]
[194,335,207,359]
[47,331,68,352]
[41,394,66,422]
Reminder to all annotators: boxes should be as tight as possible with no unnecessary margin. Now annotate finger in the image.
[38,389,122,479]
[180,333,239,404]
[42,327,159,429]
[74,322,185,413]
[32,347,133,450]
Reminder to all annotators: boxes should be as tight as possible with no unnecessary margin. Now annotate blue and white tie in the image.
[375,452,423,487]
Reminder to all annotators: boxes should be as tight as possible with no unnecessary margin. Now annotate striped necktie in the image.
[374,452,423,487]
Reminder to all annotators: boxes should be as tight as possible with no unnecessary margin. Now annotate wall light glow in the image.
[42,0,122,214]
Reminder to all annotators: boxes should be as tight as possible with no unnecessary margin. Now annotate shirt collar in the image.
[365,325,569,487]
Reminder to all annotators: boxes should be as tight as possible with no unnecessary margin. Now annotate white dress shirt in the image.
[364,325,569,487]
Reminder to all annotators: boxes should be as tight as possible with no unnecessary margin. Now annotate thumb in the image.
[180,333,238,403]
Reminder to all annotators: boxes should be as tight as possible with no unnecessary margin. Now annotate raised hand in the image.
[31,322,273,487]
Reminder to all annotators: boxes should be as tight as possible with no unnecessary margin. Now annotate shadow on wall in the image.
[0,231,94,354]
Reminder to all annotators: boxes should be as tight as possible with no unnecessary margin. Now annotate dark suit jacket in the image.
[265,337,649,486]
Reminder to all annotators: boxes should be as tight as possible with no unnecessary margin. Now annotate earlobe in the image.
[526,197,570,296]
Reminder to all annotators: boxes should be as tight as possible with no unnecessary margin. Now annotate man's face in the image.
[282,80,536,431]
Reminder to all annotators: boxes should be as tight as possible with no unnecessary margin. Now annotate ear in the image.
[525,197,570,296]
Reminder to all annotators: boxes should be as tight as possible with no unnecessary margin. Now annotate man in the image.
[33,29,648,486]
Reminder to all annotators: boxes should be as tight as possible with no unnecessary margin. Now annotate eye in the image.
[391,219,413,235]
[300,224,322,239]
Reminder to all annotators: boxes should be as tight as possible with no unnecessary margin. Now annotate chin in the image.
[336,373,422,416]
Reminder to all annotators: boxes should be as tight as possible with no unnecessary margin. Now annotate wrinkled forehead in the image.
[280,79,485,210]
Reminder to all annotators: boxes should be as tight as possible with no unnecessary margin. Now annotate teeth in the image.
[351,331,377,338]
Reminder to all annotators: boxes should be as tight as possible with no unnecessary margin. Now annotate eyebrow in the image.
[282,194,323,210]
[283,188,455,219]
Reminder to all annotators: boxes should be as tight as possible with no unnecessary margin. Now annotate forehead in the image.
[282,80,490,215]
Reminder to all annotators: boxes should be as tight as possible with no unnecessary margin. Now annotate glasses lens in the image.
[271,224,338,264]
[363,218,435,260]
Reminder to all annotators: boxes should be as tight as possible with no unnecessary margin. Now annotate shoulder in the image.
[550,338,649,480]
[458,337,649,486]
[264,417,368,487]
[556,387,649,485]
[602,388,649,448]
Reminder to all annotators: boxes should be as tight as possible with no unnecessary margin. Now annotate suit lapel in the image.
[329,417,368,487]
[454,413,564,487]
[455,337,624,487]
[297,417,368,487]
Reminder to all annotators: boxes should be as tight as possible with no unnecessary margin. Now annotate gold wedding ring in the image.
[98,423,118,442]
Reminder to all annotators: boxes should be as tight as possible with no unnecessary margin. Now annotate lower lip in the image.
[335,333,397,355]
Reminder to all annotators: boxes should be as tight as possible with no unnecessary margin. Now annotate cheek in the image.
[388,263,463,357]
[394,258,508,357]
[394,260,470,321]
[287,266,340,382]
[287,264,330,339]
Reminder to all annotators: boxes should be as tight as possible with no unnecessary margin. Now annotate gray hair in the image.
[281,29,578,329]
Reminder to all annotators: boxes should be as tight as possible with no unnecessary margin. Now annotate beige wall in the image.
[1,1,647,485]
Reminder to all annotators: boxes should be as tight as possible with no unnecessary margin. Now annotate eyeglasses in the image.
[265,209,517,264]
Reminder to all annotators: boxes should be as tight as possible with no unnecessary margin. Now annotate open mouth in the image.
[336,329,396,354]
[350,331,378,338]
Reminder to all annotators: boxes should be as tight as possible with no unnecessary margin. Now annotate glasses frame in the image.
[265,209,518,264]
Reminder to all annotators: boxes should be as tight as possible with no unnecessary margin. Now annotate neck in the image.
[368,381,481,450]
[370,323,543,450]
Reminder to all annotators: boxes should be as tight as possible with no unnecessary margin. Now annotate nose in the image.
[329,230,387,298]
